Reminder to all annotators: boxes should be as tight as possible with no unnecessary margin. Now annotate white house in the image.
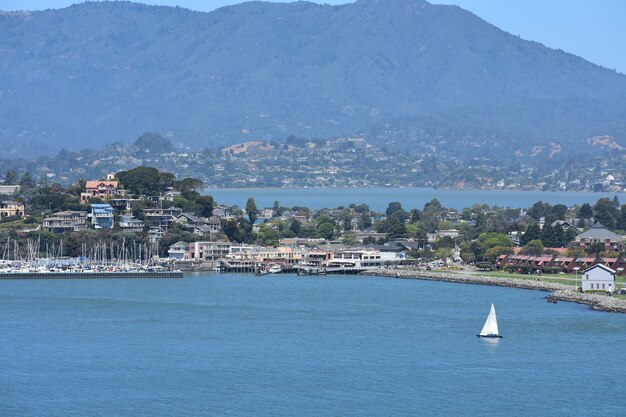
[582,263,616,293]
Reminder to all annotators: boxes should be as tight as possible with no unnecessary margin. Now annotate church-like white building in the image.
[581,264,616,293]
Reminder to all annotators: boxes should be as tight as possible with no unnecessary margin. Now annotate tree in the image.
[357,212,372,230]
[339,209,353,231]
[484,246,514,263]
[550,204,567,221]
[317,222,334,240]
[593,198,618,230]
[435,247,452,260]
[617,205,626,232]
[245,197,258,225]
[586,240,605,256]
[521,239,544,256]
[478,232,512,250]
[196,195,214,218]
[520,223,541,246]
[612,195,620,208]
[565,247,585,258]
[174,177,203,194]
[289,218,302,236]
[134,132,173,153]
[435,236,455,249]
[579,203,593,219]
[385,202,403,216]
[220,218,253,243]
[540,224,557,247]
[258,224,279,246]
[19,172,36,190]
[410,208,421,223]
[4,170,17,185]
[527,201,551,221]
[116,166,176,195]
[362,236,377,245]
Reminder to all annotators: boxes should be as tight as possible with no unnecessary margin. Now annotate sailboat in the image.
[477,303,503,338]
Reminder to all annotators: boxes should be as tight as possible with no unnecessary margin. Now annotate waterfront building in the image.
[188,241,232,262]
[0,200,25,218]
[168,241,189,260]
[42,211,88,233]
[582,263,616,292]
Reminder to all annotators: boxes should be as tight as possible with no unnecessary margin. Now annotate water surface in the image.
[207,188,626,211]
[1,273,625,416]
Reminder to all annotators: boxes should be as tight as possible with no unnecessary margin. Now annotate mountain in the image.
[1,0,626,157]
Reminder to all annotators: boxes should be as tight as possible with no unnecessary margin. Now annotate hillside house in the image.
[80,180,122,203]
[43,211,88,233]
[119,214,144,232]
[0,200,25,218]
[90,204,114,229]
[175,213,206,228]
[0,185,20,195]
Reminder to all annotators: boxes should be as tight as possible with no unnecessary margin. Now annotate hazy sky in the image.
[2,0,624,73]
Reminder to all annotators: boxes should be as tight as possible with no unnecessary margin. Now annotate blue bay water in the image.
[206,187,626,211]
[1,273,625,416]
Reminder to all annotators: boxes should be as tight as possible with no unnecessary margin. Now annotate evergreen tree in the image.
[593,198,618,229]
[4,170,17,185]
[245,197,258,225]
[553,223,566,247]
[540,224,557,247]
[579,203,593,219]
[618,205,626,231]
[521,223,541,245]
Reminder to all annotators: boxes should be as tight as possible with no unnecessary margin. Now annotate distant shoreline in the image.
[362,269,626,314]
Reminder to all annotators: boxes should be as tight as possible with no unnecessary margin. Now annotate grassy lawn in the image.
[471,269,626,289]
[0,219,26,229]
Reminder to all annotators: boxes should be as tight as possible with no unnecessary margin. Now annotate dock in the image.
[0,271,184,280]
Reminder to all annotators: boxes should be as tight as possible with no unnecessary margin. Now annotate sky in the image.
[1,0,625,73]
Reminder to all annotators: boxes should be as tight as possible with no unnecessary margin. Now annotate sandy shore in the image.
[362,268,626,313]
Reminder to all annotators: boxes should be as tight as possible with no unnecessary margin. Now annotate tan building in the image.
[0,200,25,218]
[42,211,88,233]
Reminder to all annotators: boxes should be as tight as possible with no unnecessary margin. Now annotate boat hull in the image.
[476,334,503,338]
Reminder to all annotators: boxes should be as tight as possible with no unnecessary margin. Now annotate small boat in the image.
[268,264,282,274]
[477,303,503,338]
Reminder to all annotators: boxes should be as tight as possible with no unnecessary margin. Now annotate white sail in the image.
[479,303,500,336]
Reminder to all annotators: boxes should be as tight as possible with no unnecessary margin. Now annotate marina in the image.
[0,238,181,279]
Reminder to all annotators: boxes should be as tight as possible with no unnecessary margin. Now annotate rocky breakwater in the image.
[362,268,626,314]
[546,290,626,313]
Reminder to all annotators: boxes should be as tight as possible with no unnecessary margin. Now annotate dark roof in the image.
[395,241,421,250]
[577,223,624,242]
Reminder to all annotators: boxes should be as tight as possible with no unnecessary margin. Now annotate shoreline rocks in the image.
[362,269,626,314]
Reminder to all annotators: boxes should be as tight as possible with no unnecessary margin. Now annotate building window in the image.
[602,284,605,289]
